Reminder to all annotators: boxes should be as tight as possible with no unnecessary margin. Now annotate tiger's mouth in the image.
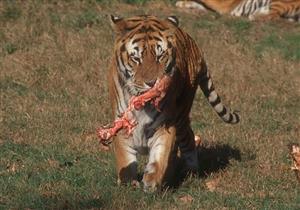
[130,74,172,112]
[130,58,176,96]
[132,80,159,96]
[144,79,157,88]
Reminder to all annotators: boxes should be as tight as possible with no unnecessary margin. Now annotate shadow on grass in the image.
[169,142,242,189]
[197,143,242,177]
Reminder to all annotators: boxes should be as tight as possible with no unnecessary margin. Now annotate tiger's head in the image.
[110,15,179,95]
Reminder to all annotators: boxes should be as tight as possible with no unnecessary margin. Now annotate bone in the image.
[97,75,172,144]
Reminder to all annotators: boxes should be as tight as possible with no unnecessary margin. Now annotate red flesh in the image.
[97,75,171,144]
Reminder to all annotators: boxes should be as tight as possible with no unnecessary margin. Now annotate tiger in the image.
[107,15,240,192]
[176,0,300,22]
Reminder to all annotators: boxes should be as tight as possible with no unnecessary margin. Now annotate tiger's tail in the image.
[198,63,240,124]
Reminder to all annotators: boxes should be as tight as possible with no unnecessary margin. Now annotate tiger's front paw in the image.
[142,163,161,192]
[117,178,140,189]
[142,177,157,193]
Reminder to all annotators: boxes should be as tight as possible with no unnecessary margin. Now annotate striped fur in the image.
[176,0,300,22]
[108,15,239,191]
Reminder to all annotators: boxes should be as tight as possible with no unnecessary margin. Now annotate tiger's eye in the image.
[130,54,141,64]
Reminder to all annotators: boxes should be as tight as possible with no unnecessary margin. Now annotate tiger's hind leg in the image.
[177,126,199,176]
[251,11,281,21]
[249,3,287,21]
[113,135,138,186]
[142,126,177,192]
[258,1,299,21]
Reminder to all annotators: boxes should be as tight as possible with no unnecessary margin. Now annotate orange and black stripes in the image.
[176,0,300,22]
[270,0,300,21]
[109,16,240,188]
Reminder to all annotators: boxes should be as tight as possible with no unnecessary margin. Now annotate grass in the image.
[2,42,18,55]
[224,18,253,33]
[255,33,300,61]
[1,0,300,209]
[66,9,103,30]
[0,3,21,21]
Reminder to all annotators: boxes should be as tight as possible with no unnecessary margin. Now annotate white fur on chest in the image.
[131,106,165,154]
[114,76,167,154]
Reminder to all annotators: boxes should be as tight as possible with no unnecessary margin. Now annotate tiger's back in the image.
[108,15,239,191]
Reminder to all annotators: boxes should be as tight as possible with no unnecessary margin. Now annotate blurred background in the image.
[0,0,299,209]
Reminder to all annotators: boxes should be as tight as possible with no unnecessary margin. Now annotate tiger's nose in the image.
[145,79,157,87]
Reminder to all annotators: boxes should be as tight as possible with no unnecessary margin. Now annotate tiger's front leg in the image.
[143,126,177,192]
[113,134,138,186]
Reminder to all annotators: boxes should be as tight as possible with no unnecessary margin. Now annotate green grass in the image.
[67,10,103,30]
[124,0,149,4]
[2,42,18,55]
[225,18,253,33]
[1,0,300,209]
[255,33,300,61]
[0,3,21,21]
[0,77,28,96]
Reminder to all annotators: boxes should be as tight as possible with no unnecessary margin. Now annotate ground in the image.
[0,0,300,209]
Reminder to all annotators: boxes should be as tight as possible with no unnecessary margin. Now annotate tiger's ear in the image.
[110,15,127,33]
[166,16,179,27]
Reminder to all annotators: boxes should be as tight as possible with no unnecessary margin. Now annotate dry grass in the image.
[1,0,300,209]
